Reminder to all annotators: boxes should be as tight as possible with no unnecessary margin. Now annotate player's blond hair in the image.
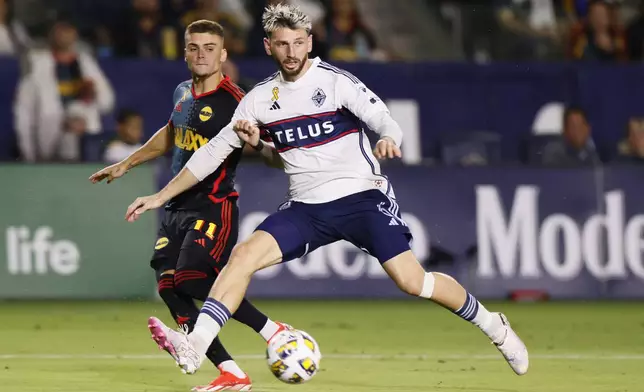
[262,3,312,37]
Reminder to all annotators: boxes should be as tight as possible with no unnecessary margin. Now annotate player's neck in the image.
[282,59,313,83]
[192,71,224,96]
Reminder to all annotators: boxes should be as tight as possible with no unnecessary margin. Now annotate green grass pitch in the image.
[1,300,643,391]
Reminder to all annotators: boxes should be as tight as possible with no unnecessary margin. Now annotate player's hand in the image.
[125,194,164,222]
[233,120,261,148]
[374,137,402,160]
[89,162,129,184]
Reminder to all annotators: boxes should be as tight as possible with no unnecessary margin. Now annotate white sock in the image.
[476,308,505,343]
[453,292,505,343]
[218,360,246,378]
[190,314,222,356]
[259,319,280,341]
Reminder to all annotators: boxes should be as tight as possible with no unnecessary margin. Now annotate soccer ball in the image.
[266,329,322,384]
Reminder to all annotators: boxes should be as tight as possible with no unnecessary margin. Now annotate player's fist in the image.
[89,162,130,184]
[125,194,164,222]
[374,137,402,160]
[233,120,260,147]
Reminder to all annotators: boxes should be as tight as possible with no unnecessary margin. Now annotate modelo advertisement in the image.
[233,165,644,299]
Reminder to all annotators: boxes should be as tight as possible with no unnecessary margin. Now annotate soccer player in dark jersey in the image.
[89,20,289,392]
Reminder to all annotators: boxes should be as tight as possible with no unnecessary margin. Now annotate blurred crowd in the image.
[1,0,387,163]
[1,0,387,61]
[451,0,644,62]
[1,0,643,165]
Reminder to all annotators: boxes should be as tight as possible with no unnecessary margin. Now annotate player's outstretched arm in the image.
[124,167,200,222]
[124,128,238,222]
[89,123,173,184]
[234,120,284,169]
[336,75,403,160]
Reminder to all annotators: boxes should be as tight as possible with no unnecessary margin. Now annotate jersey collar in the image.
[191,74,230,99]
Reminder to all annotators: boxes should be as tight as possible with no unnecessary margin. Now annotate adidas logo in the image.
[389,218,398,226]
[270,101,281,110]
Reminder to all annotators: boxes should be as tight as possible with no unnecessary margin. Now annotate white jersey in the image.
[186,57,403,204]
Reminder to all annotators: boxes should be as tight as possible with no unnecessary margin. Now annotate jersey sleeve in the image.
[185,93,255,181]
[336,74,403,147]
[168,82,187,125]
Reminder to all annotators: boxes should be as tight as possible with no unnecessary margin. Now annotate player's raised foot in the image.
[492,313,529,375]
[148,316,179,363]
[191,371,252,392]
[148,316,205,374]
[268,321,294,343]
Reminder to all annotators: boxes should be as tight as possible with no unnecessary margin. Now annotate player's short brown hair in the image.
[185,20,225,38]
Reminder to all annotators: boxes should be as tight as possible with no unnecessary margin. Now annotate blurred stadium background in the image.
[1,0,644,391]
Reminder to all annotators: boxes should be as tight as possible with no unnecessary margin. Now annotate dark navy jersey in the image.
[166,76,245,210]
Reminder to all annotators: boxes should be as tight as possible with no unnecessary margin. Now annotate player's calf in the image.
[174,269,212,301]
[382,251,529,375]
[186,232,284,363]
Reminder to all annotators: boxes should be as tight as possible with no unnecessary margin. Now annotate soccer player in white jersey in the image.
[125,3,529,378]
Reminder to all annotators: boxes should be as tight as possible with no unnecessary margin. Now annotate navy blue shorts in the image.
[256,190,412,264]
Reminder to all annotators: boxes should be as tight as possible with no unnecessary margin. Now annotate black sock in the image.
[157,274,233,366]
[206,337,233,368]
[232,298,269,333]
[173,270,269,334]
[157,275,197,325]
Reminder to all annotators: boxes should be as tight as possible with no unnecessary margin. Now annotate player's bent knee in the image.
[382,250,425,296]
[227,243,259,273]
[228,231,283,273]
[394,275,423,296]
[174,277,212,301]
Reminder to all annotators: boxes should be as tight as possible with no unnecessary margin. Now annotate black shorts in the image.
[150,198,239,277]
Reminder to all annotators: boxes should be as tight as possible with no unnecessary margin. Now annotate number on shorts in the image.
[194,220,217,240]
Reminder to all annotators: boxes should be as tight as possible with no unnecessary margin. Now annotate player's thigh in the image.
[248,205,321,269]
[175,234,217,300]
[176,200,238,267]
[342,191,413,265]
[381,250,425,296]
[174,203,237,297]
[150,213,181,279]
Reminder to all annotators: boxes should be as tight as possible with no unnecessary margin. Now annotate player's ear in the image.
[220,48,228,63]
[263,37,272,56]
[307,34,313,54]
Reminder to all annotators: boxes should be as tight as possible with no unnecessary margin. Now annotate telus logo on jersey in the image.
[264,110,360,152]
[275,121,334,143]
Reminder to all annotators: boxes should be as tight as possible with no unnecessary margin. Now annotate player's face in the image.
[119,116,143,144]
[264,28,312,78]
[185,33,227,78]
[51,23,78,51]
[564,113,590,149]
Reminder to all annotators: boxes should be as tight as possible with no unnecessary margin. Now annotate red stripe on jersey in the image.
[191,75,231,99]
[213,200,233,262]
[263,110,339,127]
[207,158,229,204]
[221,81,245,102]
[209,191,239,203]
[210,200,231,261]
[224,79,245,96]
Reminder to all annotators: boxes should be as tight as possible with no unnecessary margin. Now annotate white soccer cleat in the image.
[493,313,529,375]
[148,316,205,374]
